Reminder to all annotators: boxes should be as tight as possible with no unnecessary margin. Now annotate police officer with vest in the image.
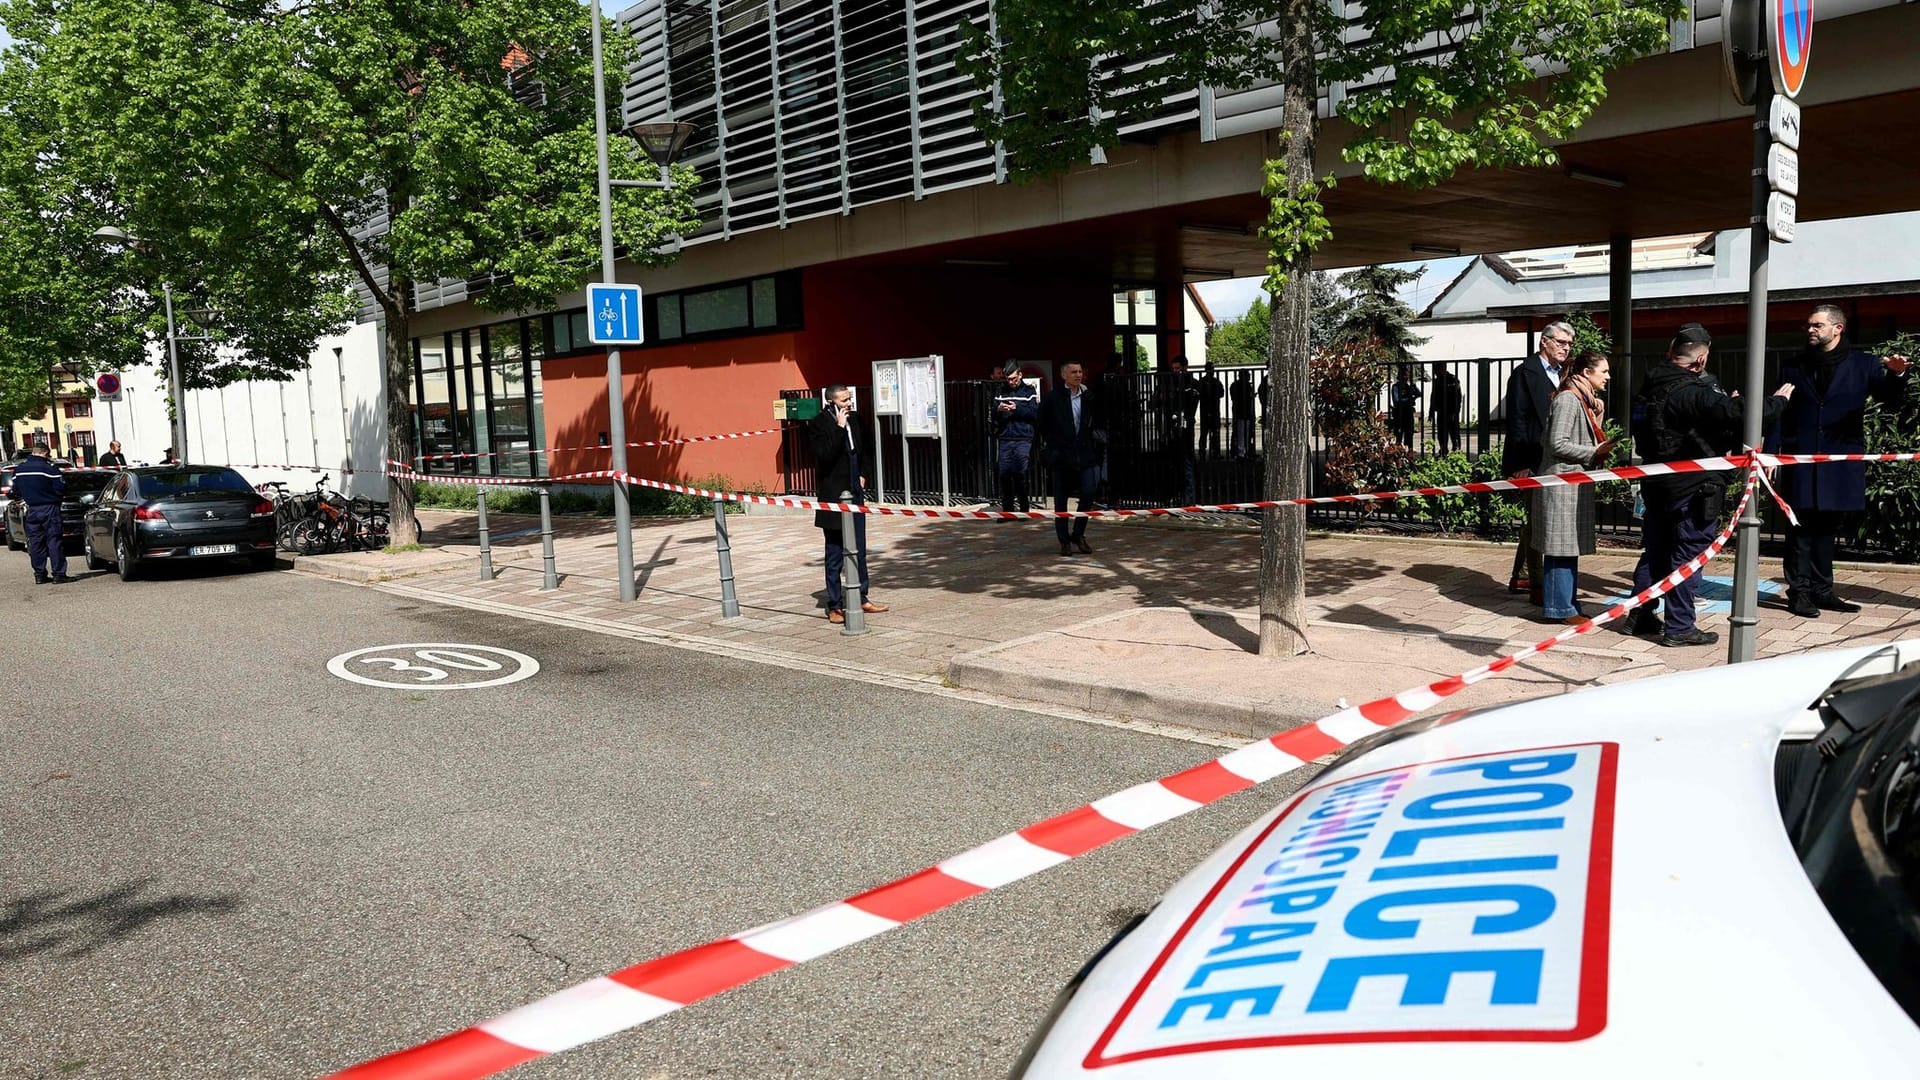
[991,359,1041,514]
[1626,325,1792,647]
[13,442,74,584]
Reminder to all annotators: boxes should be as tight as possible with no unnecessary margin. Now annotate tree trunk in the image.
[1257,0,1318,658]
[383,279,419,547]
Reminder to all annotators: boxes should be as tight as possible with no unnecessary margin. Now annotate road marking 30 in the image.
[327,644,540,690]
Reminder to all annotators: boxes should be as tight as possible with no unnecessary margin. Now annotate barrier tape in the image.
[325,468,1758,1079]
[409,426,780,465]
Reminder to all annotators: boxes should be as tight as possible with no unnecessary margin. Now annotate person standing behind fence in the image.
[1230,372,1256,459]
[1199,362,1225,459]
[1534,351,1618,624]
[1502,320,1571,602]
[1429,362,1463,455]
[1041,362,1104,556]
[1389,365,1421,447]
[1770,303,1911,618]
[992,359,1041,515]
[1160,356,1199,504]
[1629,325,1792,647]
[809,386,888,624]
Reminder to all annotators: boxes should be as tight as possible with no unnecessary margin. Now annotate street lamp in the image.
[590,0,694,602]
[93,225,191,464]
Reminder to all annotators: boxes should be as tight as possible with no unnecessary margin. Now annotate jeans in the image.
[1541,556,1580,618]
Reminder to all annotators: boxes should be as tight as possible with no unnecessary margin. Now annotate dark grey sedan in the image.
[82,466,277,580]
[4,467,114,553]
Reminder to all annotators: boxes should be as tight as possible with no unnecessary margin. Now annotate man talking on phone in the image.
[808,385,889,624]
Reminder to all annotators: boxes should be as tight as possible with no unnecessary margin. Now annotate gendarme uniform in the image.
[13,453,69,583]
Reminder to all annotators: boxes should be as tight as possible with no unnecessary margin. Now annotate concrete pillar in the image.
[1609,233,1633,402]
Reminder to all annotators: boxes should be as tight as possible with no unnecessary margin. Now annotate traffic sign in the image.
[1767,191,1798,243]
[1769,95,1802,150]
[586,283,645,345]
[1767,143,1800,196]
[1768,0,1813,99]
[1722,0,1762,106]
[93,372,122,402]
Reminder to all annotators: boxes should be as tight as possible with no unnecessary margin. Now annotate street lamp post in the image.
[589,0,693,602]
[93,226,191,464]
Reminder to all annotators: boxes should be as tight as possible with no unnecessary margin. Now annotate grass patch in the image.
[382,542,428,553]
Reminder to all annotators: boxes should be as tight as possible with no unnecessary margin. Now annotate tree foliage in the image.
[0,0,701,534]
[1336,264,1427,362]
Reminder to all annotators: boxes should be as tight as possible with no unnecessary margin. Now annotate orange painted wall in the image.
[536,267,1112,492]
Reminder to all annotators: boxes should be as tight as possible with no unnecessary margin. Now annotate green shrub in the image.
[1854,331,1920,560]
[1398,451,1474,531]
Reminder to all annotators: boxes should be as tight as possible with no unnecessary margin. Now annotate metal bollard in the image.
[713,497,741,618]
[839,492,865,635]
[539,487,558,591]
[476,488,493,581]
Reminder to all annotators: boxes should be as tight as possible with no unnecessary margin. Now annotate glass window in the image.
[135,467,253,496]
[658,295,683,339]
[683,284,750,335]
[752,276,777,328]
[529,360,546,478]
[523,318,548,360]
[569,311,589,350]
[462,331,489,464]
[417,337,454,460]
[549,313,571,355]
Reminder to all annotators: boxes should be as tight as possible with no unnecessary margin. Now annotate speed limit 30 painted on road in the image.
[327,644,540,690]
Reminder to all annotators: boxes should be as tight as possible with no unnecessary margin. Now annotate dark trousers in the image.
[26,504,67,579]
[1052,464,1098,544]
[1432,415,1461,455]
[1508,494,1542,588]
[1391,408,1415,447]
[1637,491,1718,637]
[996,438,1033,512]
[1231,415,1254,458]
[1200,414,1222,458]
[823,511,869,610]
[1784,509,1852,600]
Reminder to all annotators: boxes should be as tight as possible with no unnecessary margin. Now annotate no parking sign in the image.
[94,372,122,402]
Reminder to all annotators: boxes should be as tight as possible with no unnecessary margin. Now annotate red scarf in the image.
[1560,373,1607,443]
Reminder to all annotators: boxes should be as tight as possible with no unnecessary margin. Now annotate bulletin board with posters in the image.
[900,356,942,437]
[868,355,950,506]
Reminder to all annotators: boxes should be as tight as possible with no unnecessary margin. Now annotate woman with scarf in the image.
[1534,350,1618,623]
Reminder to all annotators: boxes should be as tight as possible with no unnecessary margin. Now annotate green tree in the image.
[1205,295,1271,368]
[1,0,700,540]
[965,0,1681,656]
[1337,264,1427,362]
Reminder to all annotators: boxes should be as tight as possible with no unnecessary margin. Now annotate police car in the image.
[1017,643,1920,1077]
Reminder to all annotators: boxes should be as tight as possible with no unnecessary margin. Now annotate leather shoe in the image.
[1660,628,1720,648]
[1507,577,1532,595]
[1561,614,1590,626]
[1073,538,1093,555]
[1813,593,1861,613]
[1786,592,1821,618]
[1622,610,1664,638]
[1059,543,1074,556]
[860,601,889,614]
[827,608,845,624]
[50,576,75,584]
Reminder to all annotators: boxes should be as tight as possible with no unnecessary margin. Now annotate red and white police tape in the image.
[408,426,780,465]
[323,468,1759,1079]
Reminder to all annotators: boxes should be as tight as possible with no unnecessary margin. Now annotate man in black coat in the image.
[1501,320,1573,598]
[1039,361,1104,556]
[1628,325,1793,646]
[1770,304,1911,617]
[808,385,888,623]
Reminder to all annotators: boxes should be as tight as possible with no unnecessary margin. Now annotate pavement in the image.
[0,548,1291,1079]
[308,505,1920,739]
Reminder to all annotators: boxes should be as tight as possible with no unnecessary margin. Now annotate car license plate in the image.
[190,544,238,556]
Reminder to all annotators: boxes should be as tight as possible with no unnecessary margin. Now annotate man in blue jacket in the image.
[991,359,1040,514]
[1772,304,1911,618]
[13,443,72,584]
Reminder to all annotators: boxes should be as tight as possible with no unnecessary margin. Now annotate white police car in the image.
[1017,642,1920,1077]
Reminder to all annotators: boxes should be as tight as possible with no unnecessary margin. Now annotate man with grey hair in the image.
[1500,319,1574,600]
[1770,303,1911,617]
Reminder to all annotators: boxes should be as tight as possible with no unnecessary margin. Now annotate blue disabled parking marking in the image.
[1608,575,1783,615]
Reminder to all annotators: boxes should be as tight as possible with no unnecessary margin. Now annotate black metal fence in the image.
[776,344,1897,552]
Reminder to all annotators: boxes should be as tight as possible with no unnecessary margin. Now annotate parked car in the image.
[82,465,277,580]
[1015,642,1920,1078]
[4,468,115,553]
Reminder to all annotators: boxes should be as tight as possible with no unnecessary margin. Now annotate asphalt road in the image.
[0,550,1317,1080]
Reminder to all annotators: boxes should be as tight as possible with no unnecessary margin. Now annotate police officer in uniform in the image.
[14,443,73,584]
[991,359,1040,515]
[1626,326,1792,646]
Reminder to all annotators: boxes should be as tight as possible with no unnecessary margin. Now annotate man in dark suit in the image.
[1502,320,1573,599]
[808,385,889,624]
[1040,361,1104,556]
[1771,304,1911,617]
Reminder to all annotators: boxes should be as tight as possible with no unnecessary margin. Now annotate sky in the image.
[1192,255,1475,325]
